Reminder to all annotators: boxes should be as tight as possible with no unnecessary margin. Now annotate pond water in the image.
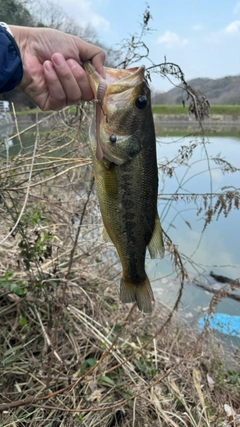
[148,133,240,347]
[1,120,240,346]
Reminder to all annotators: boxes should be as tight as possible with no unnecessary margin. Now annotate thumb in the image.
[74,38,106,78]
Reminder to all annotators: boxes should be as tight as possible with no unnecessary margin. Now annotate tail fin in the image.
[120,275,154,313]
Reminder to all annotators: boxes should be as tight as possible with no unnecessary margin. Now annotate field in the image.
[11,104,240,118]
[152,104,240,116]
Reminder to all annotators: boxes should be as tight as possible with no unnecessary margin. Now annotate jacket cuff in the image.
[0,25,23,93]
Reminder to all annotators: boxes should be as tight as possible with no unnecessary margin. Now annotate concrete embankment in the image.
[153,113,240,134]
[2,112,240,134]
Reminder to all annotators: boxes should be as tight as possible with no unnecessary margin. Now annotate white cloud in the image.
[224,20,240,35]
[157,31,189,48]
[233,1,240,14]
[192,24,203,31]
[206,20,240,43]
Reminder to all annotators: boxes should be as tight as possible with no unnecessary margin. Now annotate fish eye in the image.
[135,95,147,110]
[110,134,117,143]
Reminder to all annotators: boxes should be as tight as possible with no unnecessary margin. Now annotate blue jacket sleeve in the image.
[0,26,23,93]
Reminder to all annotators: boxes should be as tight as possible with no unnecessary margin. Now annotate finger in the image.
[75,40,106,78]
[91,50,106,79]
[51,53,83,105]
[66,58,94,101]
[43,60,68,110]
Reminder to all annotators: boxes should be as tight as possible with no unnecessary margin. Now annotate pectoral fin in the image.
[148,214,164,259]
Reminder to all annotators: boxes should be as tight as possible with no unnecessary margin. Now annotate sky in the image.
[55,0,240,93]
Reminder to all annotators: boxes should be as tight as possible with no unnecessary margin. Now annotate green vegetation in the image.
[13,104,240,117]
[152,104,240,115]
[10,106,78,115]
[0,0,34,26]
[9,108,50,115]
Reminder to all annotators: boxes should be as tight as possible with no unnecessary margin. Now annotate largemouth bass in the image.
[84,61,164,313]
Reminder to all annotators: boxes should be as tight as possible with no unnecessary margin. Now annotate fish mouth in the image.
[84,61,145,164]
[84,62,145,92]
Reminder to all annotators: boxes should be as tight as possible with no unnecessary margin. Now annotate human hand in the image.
[10,26,106,111]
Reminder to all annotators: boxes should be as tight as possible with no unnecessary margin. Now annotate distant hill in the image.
[152,75,240,105]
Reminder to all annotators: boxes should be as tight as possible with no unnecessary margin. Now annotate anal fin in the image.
[148,214,164,259]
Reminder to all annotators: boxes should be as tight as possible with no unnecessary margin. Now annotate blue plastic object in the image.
[198,313,240,337]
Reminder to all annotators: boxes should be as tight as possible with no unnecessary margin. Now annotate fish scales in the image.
[84,61,164,313]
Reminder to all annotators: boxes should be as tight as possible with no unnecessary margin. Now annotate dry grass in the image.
[0,108,239,427]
